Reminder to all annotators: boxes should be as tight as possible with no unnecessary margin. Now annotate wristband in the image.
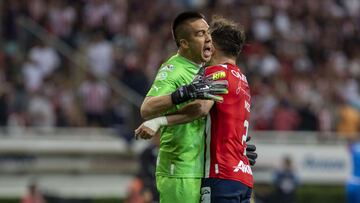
[171,86,190,105]
[143,116,168,132]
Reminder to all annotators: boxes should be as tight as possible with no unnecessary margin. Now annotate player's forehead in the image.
[187,19,209,32]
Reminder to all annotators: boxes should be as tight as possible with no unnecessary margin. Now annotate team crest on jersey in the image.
[156,72,168,80]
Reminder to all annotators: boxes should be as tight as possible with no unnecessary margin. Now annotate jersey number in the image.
[242,120,249,155]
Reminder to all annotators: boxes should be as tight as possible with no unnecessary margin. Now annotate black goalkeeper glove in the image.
[246,136,258,166]
[171,70,228,105]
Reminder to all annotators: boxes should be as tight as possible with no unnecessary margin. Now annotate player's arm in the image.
[140,64,180,120]
[167,99,214,124]
[135,100,214,139]
[140,95,173,120]
[141,76,227,120]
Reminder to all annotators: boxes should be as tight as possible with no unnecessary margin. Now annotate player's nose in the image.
[205,31,212,43]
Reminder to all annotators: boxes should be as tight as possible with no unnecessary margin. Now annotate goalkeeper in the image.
[138,11,256,203]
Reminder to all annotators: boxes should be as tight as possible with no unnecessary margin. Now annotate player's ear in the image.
[211,46,216,56]
[179,39,189,49]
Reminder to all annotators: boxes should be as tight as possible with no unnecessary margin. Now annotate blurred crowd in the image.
[0,0,359,137]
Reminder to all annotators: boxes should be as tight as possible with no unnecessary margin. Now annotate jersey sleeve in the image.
[147,64,178,97]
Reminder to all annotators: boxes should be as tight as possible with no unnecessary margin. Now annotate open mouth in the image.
[203,46,212,58]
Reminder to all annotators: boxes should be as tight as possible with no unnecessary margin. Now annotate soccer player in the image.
[200,16,253,203]
[136,16,256,203]
[347,137,360,203]
[139,11,222,203]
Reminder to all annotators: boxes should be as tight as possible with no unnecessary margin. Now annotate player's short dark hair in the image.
[172,11,205,47]
[210,16,246,57]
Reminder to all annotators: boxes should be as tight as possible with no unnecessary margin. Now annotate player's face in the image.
[186,19,213,63]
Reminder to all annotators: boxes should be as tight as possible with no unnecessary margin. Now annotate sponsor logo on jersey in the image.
[233,160,253,175]
[159,64,174,72]
[211,71,226,80]
[231,70,248,83]
[152,85,161,92]
[245,101,251,112]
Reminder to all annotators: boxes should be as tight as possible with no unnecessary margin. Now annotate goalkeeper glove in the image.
[171,71,228,105]
[246,136,258,166]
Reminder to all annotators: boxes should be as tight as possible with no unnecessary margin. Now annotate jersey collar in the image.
[176,54,203,68]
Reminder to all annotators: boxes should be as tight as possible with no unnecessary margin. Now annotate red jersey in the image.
[204,63,253,188]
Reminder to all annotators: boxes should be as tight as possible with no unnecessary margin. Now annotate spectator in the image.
[7,81,28,134]
[48,0,77,44]
[337,99,360,140]
[252,83,278,130]
[78,73,110,127]
[28,40,60,78]
[21,181,46,203]
[124,177,149,203]
[0,85,9,129]
[52,78,85,127]
[106,0,128,36]
[83,0,111,29]
[124,134,160,203]
[318,105,335,138]
[346,135,360,203]
[121,53,150,96]
[26,0,47,23]
[27,90,55,133]
[272,99,300,131]
[272,156,299,203]
[138,134,160,203]
[297,103,319,131]
[106,95,133,145]
[85,31,114,78]
[22,56,44,92]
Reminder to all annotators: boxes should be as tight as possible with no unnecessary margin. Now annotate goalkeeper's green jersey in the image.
[147,54,205,178]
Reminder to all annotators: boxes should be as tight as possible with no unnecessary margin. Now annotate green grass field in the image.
[254,184,345,203]
[0,184,345,203]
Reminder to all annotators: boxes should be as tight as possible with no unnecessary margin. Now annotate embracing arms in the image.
[136,99,214,139]
[141,72,228,120]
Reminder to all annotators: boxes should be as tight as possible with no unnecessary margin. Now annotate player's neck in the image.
[178,50,202,65]
[212,54,236,66]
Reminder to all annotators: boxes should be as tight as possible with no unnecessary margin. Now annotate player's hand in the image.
[134,117,168,140]
[171,71,228,105]
[246,136,258,166]
[135,123,156,140]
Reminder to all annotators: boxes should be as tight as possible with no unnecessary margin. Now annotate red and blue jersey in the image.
[204,63,253,188]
